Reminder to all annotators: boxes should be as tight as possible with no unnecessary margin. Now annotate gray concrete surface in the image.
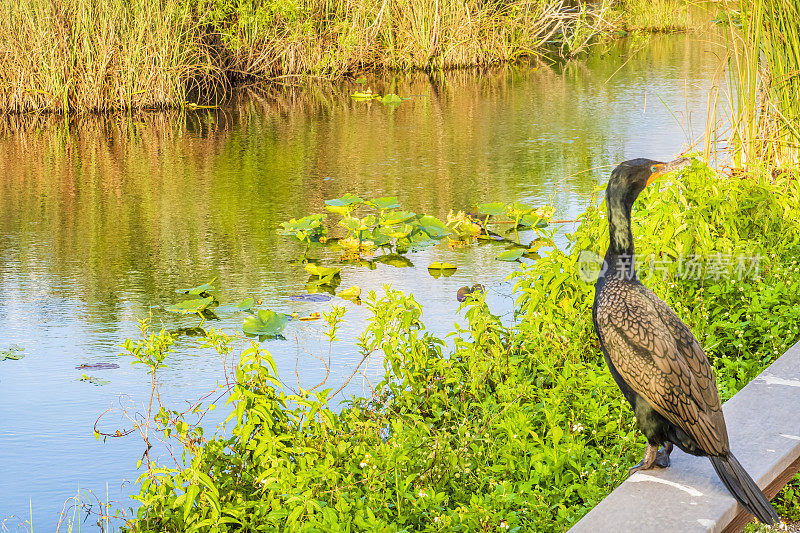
[570,341,800,533]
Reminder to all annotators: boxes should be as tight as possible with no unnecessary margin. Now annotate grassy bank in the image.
[0,0,701,114]
[116,160,800,531]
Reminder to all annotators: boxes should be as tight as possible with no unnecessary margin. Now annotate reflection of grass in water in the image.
[0,36,720,327]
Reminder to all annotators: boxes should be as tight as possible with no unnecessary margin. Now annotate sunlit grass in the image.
[0,0,634,113]
[0,0,224,114]
[723,0,800,169]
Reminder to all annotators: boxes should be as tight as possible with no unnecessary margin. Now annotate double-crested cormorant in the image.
[592,158,779,525]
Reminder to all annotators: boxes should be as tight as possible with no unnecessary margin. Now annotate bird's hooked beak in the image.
[646,157,690,186]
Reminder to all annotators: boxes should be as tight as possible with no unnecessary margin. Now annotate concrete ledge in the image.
[570,341,800,533]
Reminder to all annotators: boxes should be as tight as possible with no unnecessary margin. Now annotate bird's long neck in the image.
[604,195,636,279]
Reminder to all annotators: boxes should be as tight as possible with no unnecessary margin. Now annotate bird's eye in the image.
[650,165,657,173]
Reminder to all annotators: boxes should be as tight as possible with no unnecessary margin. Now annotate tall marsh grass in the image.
[0,0,619,113]
[196,0,613,77]
[724,0,800,169]
[0,0,223,114]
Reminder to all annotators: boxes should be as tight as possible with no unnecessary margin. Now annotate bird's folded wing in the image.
[597,289,727,455]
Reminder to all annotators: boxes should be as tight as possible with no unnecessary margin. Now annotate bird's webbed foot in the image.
[628,442,673,476]
[654,442,673,468]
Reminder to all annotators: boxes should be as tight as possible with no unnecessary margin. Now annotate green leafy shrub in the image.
[123,161,800,531]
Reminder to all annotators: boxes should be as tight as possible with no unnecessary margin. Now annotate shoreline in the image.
[0,0,699,115]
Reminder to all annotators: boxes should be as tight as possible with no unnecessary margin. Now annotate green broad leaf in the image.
[215,297,256,313]
[496,248,525,262]
[243,310,289,337]
[165,297,215,315]
[518,213,548,228]
[0,345,24,361]
[417,215,451,239]
[364,228,392,246]
[355,76,367,84]
[381,93,402,105]
[325,205,349,216]
[408,233,438,251]
[477,202,506,217]
[428,268,456,279]
[367,196,400,210]
[380,210,416,225]
[175,277,217,296]
[338,286,362,300]
[428,262,457,271]
[351,91,379,101]
[381,223,413,239]
[339,217,368,233]
[326,193,364,207]
[279,214,326,233]
[305,264,341,278]
[506,202,533,217]
[79,374,110,386]
[375,254,413,268]
[305,282,337,295]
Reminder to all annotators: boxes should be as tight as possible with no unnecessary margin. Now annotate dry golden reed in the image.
[0,0,223,114]
[0,0,624,113]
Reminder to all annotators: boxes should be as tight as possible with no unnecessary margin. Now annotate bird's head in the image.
[607,157,689,207]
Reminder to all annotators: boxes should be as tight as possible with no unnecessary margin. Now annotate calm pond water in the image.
[0,34,725,529]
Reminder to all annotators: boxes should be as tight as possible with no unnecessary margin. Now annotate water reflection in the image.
[0,33,725,527]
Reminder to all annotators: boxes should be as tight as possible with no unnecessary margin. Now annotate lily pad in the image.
[418,215,451,239]
[477,202,506,217]
[0,345,25,361]
[243,310,289,337]
[76,363,120,370]
[175,277,217,296]
[279,214,327,233]
[79,374,110,386]
[289,293,332,303]
[380,210,416,225]
[165,297,215,315]
[339,217,368,233]
[381,93,402,105]
[408,233,439,251]
[518,214,549,228]
[338,285,362,300]
[305,264,341,278]
[496,248,525,262]
[428,268,456,279]
[325,193,364,207]
[351,91,379,101]
[375,254,413,268]
[305,281,338,295]
[215,297,256,313]
[298,312,322,321]
[428,262,457,271]
[381,223,413,239]
[368,197,400,210]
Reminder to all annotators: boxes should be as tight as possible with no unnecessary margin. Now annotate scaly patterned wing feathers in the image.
[596,281,728,455]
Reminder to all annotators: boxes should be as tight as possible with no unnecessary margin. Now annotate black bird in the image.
[592,158,779,525]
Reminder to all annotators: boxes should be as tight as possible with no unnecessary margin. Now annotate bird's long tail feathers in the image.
[709,453,779,525]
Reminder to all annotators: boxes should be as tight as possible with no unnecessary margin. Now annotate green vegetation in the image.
[723,0,800,169]
[118,161,800,530]
[0,0,703,113]
[277,195,553,264]
[0,0,224,114]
